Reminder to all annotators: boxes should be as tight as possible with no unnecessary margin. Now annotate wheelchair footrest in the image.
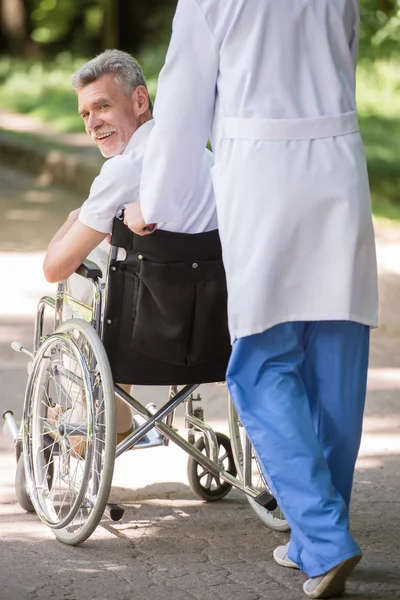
[254,491,278,512]
[105,503,125,522]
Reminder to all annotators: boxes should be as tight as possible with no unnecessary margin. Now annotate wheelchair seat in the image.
[102,218,231,385]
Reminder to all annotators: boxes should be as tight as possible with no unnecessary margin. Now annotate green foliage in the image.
[357,61,400,219]
[359,0,400,59]
[30,0,104,53]
[0,45,167,132]
[0,54,87,131]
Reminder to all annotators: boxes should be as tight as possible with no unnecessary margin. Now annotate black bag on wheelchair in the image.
[102,218,231,385]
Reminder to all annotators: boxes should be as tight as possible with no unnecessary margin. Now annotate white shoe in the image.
[273,543,299,569]
[303,554,361,599]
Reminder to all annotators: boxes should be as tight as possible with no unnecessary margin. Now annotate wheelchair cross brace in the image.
[113,384,277,512]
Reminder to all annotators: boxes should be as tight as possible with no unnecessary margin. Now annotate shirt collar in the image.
[122,118,154,155]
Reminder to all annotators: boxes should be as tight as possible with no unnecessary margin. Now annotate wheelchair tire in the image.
[22,319,116,545]
[187,432,236,501]
[228,398,289,532]
[15,454,34,513]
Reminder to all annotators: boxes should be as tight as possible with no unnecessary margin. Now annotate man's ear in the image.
[132,85,150,116]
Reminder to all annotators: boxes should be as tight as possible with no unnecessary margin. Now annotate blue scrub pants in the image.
[226,320,370,577]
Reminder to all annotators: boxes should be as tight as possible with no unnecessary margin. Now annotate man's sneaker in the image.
[303,554,361,599]
[273,543,299,569]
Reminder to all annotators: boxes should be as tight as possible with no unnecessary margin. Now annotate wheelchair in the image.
[4,218,289,545]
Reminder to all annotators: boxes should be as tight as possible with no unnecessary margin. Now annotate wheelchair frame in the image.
[5,250,288,544]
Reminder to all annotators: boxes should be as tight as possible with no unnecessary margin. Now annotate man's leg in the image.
[301,321,370,508]
[65,243,134,440]
[226,322,360,577]
[116,384,134,442]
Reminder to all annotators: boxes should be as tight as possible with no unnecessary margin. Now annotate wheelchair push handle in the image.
[117,208,157,234]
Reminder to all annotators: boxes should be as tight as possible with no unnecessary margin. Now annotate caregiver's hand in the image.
[124,202,157,236]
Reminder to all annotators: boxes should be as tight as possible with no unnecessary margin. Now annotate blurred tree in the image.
[24,0,176,58]
[1,0,400,61]
[0,0,30,55]
[359,0,400,59]
[103,0,176,53]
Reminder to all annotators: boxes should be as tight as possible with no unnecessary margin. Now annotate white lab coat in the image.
[140,0,378,341]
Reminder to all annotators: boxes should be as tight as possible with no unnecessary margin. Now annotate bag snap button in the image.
[192,262,198,269]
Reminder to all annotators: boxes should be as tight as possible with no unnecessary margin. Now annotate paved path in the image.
[0,163,399,599]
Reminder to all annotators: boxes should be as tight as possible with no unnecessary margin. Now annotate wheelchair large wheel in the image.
[22,319,116,545]
[228,399,289,532]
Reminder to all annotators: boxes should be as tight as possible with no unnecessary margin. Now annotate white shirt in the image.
[68,119,217,308]
[139,0,378,341]
[79,119,217,235]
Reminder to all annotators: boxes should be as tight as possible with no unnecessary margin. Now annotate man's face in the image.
[78,74,142,158]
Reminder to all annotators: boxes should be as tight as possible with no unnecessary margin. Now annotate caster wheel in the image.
[187,432,237,501]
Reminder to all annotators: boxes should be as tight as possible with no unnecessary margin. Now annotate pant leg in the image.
[226,321,360,577]
[301,321,370,508]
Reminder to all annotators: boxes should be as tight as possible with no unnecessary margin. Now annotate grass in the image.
[0,52,399,220]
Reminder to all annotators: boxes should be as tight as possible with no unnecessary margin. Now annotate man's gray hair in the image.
[71,49,151,105]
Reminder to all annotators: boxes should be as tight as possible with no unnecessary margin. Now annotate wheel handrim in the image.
[24,334,94,529]
[228,399,289,529]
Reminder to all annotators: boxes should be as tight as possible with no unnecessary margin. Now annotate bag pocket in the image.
[188,260,231,365]
[131,260,195,366]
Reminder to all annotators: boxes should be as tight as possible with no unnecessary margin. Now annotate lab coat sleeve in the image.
[349,0,359,65]
[140,0,219,225]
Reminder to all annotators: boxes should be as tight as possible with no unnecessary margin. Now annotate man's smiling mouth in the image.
[96,131,115,141]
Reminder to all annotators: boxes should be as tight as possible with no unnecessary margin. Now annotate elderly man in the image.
[124,1,378,598]
[43,49,217,441]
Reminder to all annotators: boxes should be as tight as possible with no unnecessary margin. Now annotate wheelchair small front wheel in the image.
[187,432,236,502]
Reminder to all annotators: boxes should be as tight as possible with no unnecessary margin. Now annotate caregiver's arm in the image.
[137,0,219,227]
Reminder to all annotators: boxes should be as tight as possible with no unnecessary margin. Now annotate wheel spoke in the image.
[204,472,214,490]
[218,451,228,463]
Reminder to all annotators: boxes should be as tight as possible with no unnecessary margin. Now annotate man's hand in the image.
[124,202,157,236]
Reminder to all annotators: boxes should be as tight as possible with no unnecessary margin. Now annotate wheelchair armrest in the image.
[75,259,103,280]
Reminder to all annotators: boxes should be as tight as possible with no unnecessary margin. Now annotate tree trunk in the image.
[0,0,29,55]
[103,0,119,49]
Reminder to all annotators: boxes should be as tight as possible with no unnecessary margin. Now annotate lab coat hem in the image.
[231,312,378,343]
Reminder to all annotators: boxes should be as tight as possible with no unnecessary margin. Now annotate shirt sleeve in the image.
[79,155,141,234]
[140,0,219,225]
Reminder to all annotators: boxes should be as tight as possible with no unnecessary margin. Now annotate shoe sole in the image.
[273,548,299,570]
[303,555,361,599]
